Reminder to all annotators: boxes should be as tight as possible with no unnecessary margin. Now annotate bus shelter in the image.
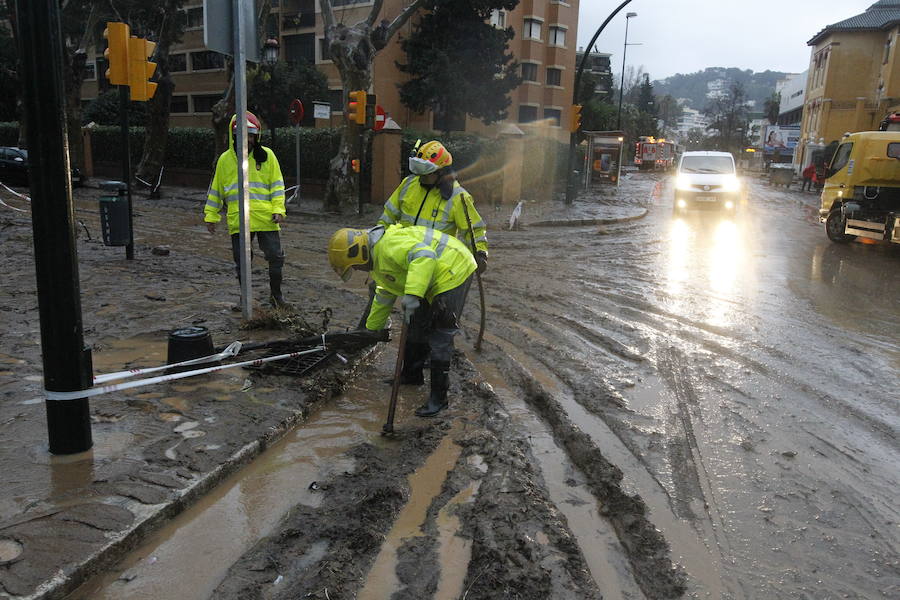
[583,130,625,188]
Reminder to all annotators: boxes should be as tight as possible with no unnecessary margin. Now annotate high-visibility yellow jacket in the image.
[366,225,477,331]
[377,176,488,256]
[204,120,286,235]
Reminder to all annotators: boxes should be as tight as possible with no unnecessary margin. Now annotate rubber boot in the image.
[268,268,291,310]
[384,342,427,385]
[415,361,450,417]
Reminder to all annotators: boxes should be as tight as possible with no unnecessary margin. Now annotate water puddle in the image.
[69,370,392,600]
[477,333,725,597]
[357,425,463,600]
[478,361,645,600]
[434,478,480,600]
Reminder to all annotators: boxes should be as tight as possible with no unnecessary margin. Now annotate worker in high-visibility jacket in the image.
[204,112,289,308]
[373,140,487,384]
[328,224,476,417]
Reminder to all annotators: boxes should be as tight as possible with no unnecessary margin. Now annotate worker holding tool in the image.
[370,139,489,374]
[328,224,476,417]
[204,111,290,309]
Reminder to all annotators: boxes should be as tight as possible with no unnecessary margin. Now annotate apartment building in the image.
[82,1,580,142]
[799,0,900,165]
[574,49,613,98]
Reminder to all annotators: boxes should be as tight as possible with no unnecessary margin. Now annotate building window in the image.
[171,95,189,114]
[885,37,892,64]
[284,33,316,64]
[523,18,541,41]
[544,108,561,126]
[332,0,363,6]
[490,10,506,28]
[186,6,203,30]
[521,63,538,82]
[546,67,562,86]
[318,38,331,62]
[192,93,222,113]
[549,26,566,47]
[168,53,187,73]
[84,61,96,81]
[190,50,224,71]
[518,105,538,123]
[329,89,344,113]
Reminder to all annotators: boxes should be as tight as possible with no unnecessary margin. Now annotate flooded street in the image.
[472,173,900,598]
[3,173,898,600]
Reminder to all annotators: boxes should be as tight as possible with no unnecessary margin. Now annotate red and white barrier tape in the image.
[44,345,326,401]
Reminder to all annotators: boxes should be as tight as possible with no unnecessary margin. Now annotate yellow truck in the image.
[820,131,900,244]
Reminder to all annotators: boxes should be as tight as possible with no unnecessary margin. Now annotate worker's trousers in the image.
[407,276,473,364]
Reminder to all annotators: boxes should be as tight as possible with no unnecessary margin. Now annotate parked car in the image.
[0,146,83,188]
[673,150,741,212]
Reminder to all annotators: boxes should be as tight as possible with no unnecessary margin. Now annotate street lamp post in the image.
[565,0,635,205]
[616,12,637,130]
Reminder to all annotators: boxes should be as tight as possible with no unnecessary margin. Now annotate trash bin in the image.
[98,180,129,246]
[167,326,215,373]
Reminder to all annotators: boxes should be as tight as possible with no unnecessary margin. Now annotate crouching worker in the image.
[328,224,476,417]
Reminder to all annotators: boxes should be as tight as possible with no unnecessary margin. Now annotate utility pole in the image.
[15,0,93,454]
[616,12,638,130]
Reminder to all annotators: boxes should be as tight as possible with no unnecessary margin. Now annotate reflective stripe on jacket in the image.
[204,117,286,235]
[366,224,477,331]
[377,176,488,255]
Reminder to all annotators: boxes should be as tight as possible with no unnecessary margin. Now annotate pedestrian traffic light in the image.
[103,22,130,86]
[351,159,361,173]
[570,104,583,132]
[347,90,367,125]
[128,36,157,102]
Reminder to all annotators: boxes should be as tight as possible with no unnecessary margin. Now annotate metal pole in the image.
[121,85,135,260]
[15,0,93,454]
[617,16,632,130]
[564,0,634,205]
[233,0,252,319]
[294,124,301,203]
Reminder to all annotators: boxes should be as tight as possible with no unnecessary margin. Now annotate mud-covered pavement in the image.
[1,172,898,600]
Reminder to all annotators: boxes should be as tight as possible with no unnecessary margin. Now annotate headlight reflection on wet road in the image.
[666,217,745,327]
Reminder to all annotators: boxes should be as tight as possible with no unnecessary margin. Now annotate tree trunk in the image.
[136,71,173,192]
[324,22,375,213]
[211,58,235,162]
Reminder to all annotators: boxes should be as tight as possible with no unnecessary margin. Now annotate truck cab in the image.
[819,131,900,244]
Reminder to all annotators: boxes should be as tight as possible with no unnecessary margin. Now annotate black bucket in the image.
[167,326,215,373]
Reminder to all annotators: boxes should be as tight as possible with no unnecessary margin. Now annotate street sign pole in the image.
[233,0,252,319]
[15,0,93,454]
[289,99,303,203]
[120,84,134,260]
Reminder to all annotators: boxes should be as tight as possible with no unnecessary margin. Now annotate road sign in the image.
[203,0,260,63]
[289,99,304,125]
[313,102,331,120]
[374,105,386,131]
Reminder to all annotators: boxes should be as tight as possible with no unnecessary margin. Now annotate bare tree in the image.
[319,0,428,212]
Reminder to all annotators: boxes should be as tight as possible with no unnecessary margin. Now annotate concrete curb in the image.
[526,208,649,228]
[20,343,383,600]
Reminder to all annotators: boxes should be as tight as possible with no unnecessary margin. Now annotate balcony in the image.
[281,0,315,29]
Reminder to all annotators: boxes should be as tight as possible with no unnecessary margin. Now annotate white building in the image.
[707,78,728,99]
[777,71,807,125]
[676,107,710,138]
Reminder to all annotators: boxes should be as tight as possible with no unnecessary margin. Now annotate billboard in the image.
[764,125,801,154]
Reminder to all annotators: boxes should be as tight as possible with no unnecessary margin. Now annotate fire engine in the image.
[634,136,677,171]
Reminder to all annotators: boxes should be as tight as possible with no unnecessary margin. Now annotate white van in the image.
[673,151,740,212]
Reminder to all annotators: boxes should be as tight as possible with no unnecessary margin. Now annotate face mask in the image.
[409,156,438,175]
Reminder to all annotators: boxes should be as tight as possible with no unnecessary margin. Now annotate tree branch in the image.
[318,0,335,31]
[366,0,384,26]
[382,0,427,45]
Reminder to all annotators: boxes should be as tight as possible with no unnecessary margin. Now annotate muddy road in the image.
[2,172,897,600]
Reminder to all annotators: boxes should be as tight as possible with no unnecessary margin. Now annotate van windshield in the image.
[680,156,734,174]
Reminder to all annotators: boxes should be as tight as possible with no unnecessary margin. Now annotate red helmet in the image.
[231,111,261,135]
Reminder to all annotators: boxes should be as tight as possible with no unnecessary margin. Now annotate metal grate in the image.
[244,345,336,377]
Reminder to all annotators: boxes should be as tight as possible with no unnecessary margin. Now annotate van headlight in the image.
[723,176,741,192]
[675,175,693,191]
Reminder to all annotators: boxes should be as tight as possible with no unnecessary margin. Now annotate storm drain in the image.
[244,345,336,377]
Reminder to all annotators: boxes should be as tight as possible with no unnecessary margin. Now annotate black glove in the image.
[476,251,487,275]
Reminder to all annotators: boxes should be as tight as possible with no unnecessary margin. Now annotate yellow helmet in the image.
[416,140,452,168]
[328,228,370,281]
[409,140,452,175]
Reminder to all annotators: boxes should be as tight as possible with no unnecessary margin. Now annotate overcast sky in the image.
[577,0,877,81]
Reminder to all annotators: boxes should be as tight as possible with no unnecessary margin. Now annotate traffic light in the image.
[103,22,130,86]
[128,36,157,102]
[569,104,583,132]
[351,159,361,173]
[347,90,367,125]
